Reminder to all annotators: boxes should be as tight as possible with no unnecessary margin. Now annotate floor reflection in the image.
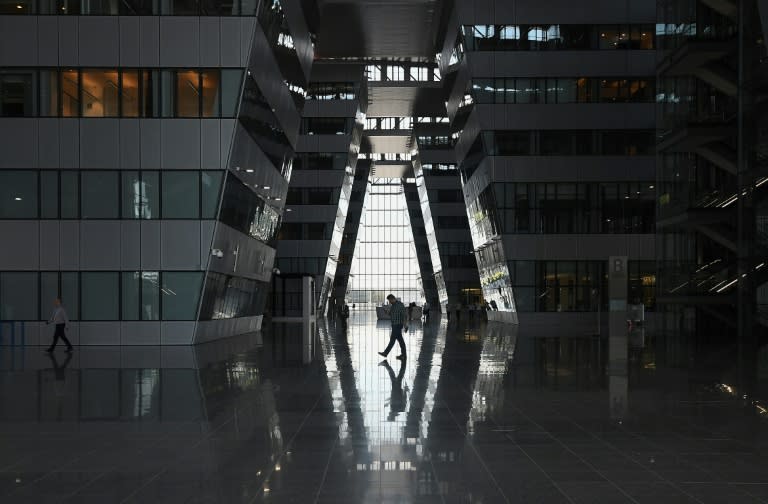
[1,317,768,503]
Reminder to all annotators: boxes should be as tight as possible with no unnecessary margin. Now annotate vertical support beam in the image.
[737,0,757,389]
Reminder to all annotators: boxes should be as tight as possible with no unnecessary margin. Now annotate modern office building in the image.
[4,1,768,503]
[415,112,483,312]
[0,0,314,344]
[0,0,763,341]
[443,0,658,325]
[273,62,367,313]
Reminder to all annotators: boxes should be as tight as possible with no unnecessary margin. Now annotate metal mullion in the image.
[77,69,82,117]
[118,68,123,118]
[118,270,122,321]
[198,70,203,118]
[57,69,63,117]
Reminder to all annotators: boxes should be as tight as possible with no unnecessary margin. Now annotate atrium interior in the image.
[1,0,768,502]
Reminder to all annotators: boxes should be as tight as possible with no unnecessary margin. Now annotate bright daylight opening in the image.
[346,178,424,308]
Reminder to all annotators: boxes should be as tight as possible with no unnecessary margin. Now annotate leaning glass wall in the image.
[347,178,424,307]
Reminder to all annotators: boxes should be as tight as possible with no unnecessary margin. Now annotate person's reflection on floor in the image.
[48,351,73,381]
[380,358,407,421]
[48,351,73,420]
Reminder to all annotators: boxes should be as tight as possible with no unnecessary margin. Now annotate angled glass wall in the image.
[347,178,424,306]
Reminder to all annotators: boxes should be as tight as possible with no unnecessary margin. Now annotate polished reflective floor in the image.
[2,314,768,503]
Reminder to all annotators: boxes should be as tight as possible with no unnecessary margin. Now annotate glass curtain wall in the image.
[348,178,424,307]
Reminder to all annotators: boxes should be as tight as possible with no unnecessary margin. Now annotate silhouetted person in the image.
[379,294,407,360]
[380,359,407,421]
[46,298,72,353]
[422,301,430,321]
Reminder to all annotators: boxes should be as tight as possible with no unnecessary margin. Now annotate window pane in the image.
[40,272,59,321]
[514,287,535,312]
[120,0,154,14]
[61,171,79,218]
[82,0,120,14]
[142,171,160,219]
[599,26,621,49]
[162,0,198,15]
[576,77,591,103]
[121,171,141,219]
[0,71,34,117]
[201,171,223,218]
[0,171,37,218]
[60,69,79,117]
[556,78,578,104]
[493,131,531,155]
[142,272,160,320]
[160,70,174,118]
[472,79,492,104]
[121,69,140,117]
[242,0,256,15]
[122,272,140,321]
[0,272,38,320]
[81,272,119,321]
[516,78,535,103]
[162,272,203,320]
[122,171,159,219]
[175,70,200,117]
[220,69,242,117]
[82,69,119,117]
[639,25,654,49]
[81,171,119,219]
[39,70,59,117]
[141,69,159,118]
[540,131,572,155]
[0,0,33,12]
[61,272,79,320]
[201,70,220,118]
[599,79,622,102]
[629,79,653,102]
[162,171,199,218]
[40,171,58,218]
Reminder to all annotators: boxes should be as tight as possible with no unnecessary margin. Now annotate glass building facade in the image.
[2,0,764,344]
[348,179,424,306]
[0,1,315,344]
[443,0,658,323]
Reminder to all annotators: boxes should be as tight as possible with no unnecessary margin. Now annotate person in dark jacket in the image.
[379,294,407,360]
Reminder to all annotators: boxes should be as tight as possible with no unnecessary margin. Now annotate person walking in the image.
[379,294,407,360]
[46,298,73,353]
